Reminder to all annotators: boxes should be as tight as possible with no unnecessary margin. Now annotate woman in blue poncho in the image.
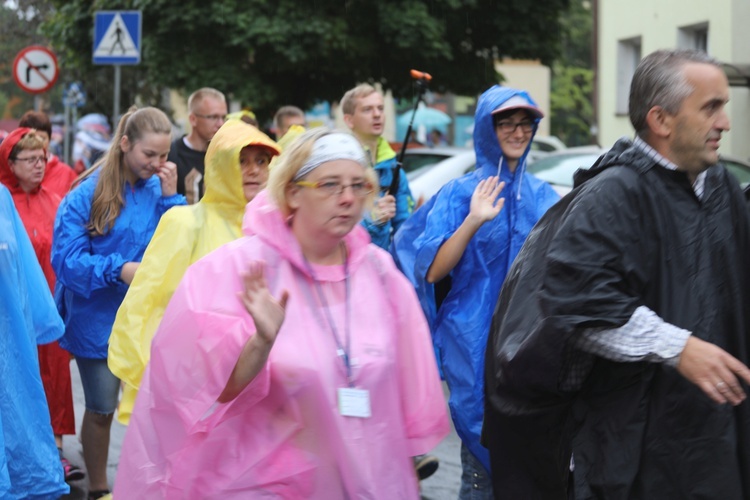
[392,86,560,498]
[0,185,69,499]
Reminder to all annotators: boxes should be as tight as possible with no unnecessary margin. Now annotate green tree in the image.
[550,0,594,146]
[42,0,569,122]
[550,65,593,145]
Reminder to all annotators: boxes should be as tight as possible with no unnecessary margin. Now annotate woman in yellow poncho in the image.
[108,119,280,424]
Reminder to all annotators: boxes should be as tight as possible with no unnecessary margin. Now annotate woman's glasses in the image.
[494,120,535,134]
[12,155,47,166]
[295,180,373,198]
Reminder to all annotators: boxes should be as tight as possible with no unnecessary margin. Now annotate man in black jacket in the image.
[169,87,227,204]
[484,49,750,499]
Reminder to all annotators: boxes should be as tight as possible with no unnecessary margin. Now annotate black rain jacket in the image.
[483,138,750,500]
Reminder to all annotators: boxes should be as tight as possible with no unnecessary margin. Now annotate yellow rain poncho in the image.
[108,119,280,425]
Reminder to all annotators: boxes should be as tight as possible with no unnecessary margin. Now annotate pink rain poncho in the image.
[114,190,449,499]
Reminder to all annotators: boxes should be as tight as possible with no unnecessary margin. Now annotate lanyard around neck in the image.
[301,245,353,386]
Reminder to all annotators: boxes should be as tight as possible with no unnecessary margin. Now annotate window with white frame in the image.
[678,22,709,53]
[616,37,642,115]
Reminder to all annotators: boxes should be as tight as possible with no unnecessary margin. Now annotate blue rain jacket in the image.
[361,137,414,249]
[392,86,559,471]
[0,185,69,499]
[52,170,186,359]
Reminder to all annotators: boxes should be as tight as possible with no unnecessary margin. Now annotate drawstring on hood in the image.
[474,86,541,202]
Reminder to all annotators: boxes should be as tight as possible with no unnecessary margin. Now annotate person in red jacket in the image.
[19,110,77,198]
[0,127,83,483]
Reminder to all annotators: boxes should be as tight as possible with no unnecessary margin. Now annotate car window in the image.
[721,160,750,188]
[527,154,601,187]
[401,154,451,173]
[531,141,556,152]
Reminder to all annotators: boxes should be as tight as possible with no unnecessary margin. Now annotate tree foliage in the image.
[550,0,595,146]
[550,65,593,145]
[42,0,569,121]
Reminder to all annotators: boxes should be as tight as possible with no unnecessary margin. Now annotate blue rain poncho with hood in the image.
[0,185,69,499]
[392,86,559,471]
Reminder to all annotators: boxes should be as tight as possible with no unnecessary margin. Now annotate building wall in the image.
[494,59,551,137]
[729,0,750,161]
[599,0,750,160]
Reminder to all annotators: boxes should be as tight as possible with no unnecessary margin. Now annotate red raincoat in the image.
[43,153,76,198]
[0,128,75,436]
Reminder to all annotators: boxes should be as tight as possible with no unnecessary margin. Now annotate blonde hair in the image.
[340,84,378,116]
[10,130,46,157]
[267,128,378,217]
[83,106,172,236]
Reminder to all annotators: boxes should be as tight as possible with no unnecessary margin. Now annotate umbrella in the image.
[397,105,451,129]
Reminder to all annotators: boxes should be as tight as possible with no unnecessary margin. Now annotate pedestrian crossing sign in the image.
[93,11,141,65]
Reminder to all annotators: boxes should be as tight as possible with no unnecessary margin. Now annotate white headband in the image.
[293,133,368,180]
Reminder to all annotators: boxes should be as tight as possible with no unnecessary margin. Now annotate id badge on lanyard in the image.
[303,249,372,418]
[338,387,371,418]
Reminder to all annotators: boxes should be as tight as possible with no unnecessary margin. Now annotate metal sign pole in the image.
[114,65,121,125]
[63,102,71,166]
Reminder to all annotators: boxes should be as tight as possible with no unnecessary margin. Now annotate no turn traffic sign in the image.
[13,46,59,94]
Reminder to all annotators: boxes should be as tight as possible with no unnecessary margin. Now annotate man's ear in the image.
[188,112,198,131]
[645,106,673,138]
[342,113,354,131]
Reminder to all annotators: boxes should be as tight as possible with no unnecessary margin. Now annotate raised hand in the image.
[469,176,505,223]
[156,160,178,197]
[237,261,289,348]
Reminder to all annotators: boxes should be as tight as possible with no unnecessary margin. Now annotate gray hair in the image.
[629,49,720,137]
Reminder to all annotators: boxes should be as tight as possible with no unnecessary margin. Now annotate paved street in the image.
[61,362,462,499]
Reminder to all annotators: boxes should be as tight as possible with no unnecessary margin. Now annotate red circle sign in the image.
[13,46,59,94]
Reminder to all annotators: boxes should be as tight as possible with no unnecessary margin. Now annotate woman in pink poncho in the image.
[114,128,450,499]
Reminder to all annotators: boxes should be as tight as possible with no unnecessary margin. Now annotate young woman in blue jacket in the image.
[52,106,186,499]
[393,87,560,498]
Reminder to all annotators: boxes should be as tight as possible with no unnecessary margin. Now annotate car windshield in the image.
[527,153,602,187]
[401,154,452,174]
[528,152,750,190]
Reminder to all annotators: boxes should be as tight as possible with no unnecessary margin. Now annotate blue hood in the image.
[391,85,557,473]
[473,85,540,183]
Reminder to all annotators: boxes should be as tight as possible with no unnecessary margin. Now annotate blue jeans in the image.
[75,356,120,414]
[458,442,493,500]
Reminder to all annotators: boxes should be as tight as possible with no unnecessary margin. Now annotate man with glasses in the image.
[169,87,227,203]
[393,86,559,498]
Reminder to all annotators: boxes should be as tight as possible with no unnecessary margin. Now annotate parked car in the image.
[721,156,750,188]
[407,150,476,204]
[531,135,568,153]
[401,146,471,176]
[403,137,568,204]
[526,147,750,196]
[525,146,605,196]
[402,137,567,176]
